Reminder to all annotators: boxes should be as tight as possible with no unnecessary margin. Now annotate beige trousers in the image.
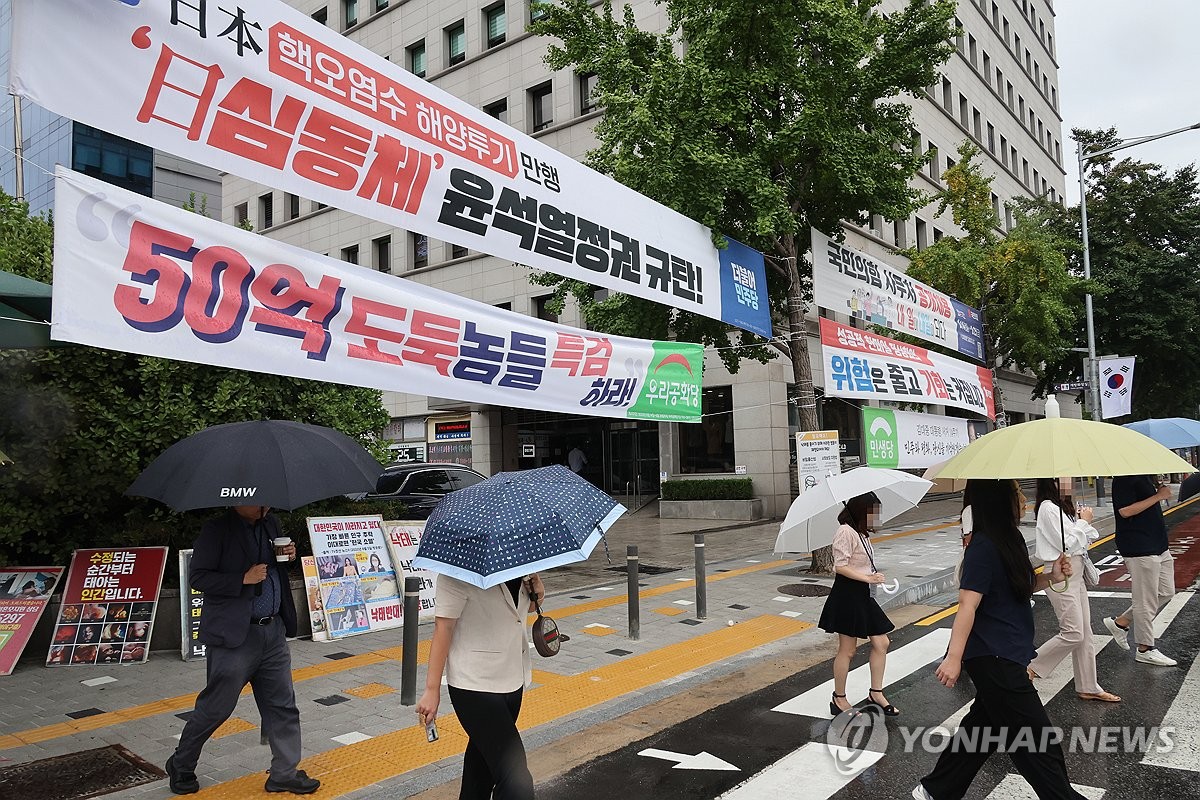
[1029,555,1103,694]
[1120,551,1176,648]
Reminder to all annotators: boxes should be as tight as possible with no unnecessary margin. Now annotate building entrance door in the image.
[606,421,659,511]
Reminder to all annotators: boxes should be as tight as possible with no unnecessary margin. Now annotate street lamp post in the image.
[1076,121,1200,503]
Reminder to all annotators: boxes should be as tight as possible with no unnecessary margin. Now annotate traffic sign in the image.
[1054,381,1090,392]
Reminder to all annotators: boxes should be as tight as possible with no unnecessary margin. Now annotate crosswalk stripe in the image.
[771,629,951,718]
[1141,593,1199,774]
[984,774,1104,798]
[715,743,884,800]
[1152,589,1193,638]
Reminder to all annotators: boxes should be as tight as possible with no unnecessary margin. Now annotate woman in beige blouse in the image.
[818,491,898,717]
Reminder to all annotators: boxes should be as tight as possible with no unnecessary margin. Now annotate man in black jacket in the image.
[165,506,320,795]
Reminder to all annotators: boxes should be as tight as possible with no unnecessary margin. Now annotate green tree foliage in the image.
[531,0,957,430]
[1061,129,1200,419]
[0,190,390,567]
[902,142,1083,417]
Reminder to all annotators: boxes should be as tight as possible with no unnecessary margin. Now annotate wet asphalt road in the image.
[536,509,1200,800]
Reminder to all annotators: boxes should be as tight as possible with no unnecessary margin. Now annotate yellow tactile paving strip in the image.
[344,683,396,700]
[653,606,686,616]
[193,614,812,798]
[0,561,792,751]
[211,717,256,739]
[581,625,617,636]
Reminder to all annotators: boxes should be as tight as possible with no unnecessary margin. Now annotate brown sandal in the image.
[1077,691,1121,703]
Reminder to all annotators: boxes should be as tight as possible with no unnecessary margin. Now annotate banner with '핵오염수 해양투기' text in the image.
[9,0,771,338]
[51,169,705,423]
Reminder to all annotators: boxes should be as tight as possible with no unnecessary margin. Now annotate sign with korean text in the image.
[300,557,331,643]
[11,0,771,338]
[795,431,841,492]
[811,229,984,362]
[51,170,705,423]
[178,550,205,660]
[383,522,438,622]
[306,515,400,638]
[820,319,995,419]
[862,408,970,469]
[47,547,167,667]
[434,420,471,441]
[0,568,63,675]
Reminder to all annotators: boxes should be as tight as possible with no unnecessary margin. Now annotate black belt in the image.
[250,615,276,626]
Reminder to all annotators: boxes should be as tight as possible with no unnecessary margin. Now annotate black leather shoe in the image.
[165,754,200,795]
[265,769,321,794]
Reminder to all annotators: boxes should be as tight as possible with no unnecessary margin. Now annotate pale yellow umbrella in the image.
[931,397,1196,480]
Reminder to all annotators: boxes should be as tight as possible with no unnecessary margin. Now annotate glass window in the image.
[404,469,453,495]
[449,470,484,490]
[234,203,248,227]
[408,41,426,77]
[373,235,391,273]
[344,0,357,28]
[71,124,153,197]
[485,4,506,48]
[579,72,599,114]
[259,193,273,229]
[447,22,466,66]
[529,83,553,132]
[451,243,468,259]
[533,295,557,322]
[312,7,328,25]
[679,387,735,474]
[341,245,359,265]
[411,233,429,268]
[483,98,508,122]
[286,193,300,220]
[529,0,551,23]
[375,0,388,11]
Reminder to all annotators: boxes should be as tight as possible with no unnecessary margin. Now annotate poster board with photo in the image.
[383,521,438,623]
[300,557,331,643]
[306,516,401,638]
[0,567,64,675]
[47,547,168,667]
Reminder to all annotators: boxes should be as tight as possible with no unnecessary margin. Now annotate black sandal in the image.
[865,688,900,716]
[829,692,855,717]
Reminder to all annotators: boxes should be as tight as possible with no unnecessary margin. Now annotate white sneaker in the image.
[912,785,935,800]
[1104,617,1130,650]
[1136,648,1178,667]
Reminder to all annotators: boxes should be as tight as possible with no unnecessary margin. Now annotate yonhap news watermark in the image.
[825,711,1176,776]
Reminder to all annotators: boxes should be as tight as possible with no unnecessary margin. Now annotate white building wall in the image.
[222,0,1067,517]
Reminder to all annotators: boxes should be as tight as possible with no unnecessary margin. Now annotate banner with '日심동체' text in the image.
[51,169,704,423]
[9,0,771,338]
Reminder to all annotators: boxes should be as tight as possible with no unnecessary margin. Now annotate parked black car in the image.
[359,462,486,518]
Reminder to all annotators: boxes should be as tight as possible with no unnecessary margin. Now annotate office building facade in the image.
[221,0,1066,516]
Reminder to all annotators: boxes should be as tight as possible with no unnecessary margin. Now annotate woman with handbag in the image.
[1026,478,1120,702]
[415,572,545,800]
[818,491,899,717]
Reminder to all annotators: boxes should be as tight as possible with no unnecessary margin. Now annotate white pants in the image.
[1028,555,1103,694]
[1121,551,1175,648]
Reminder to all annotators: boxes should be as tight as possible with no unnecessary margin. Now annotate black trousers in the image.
[448,685,534,800]
[174,618,301,780]
[920,656,1086,800]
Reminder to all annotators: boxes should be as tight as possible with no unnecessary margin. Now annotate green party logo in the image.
[628,343,704,422]
[863,408,899,468]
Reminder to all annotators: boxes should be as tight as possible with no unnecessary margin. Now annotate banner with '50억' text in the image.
[10,0,770,338]
[52,169,704,423]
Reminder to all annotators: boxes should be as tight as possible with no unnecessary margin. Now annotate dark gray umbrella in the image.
[126,420,383,511]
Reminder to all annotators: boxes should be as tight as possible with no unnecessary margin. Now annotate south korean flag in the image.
[1098,357,1135,419]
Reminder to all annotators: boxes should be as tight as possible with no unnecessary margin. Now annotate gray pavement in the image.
[0,493,1118,799]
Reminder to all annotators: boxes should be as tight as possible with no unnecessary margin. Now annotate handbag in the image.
[526,581,569,657]
[1081,553,1101,589]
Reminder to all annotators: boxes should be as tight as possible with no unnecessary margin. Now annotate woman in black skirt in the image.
[818,491,898,717]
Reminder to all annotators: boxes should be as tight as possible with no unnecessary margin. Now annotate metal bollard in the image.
[627,545,640,640]
[694,533,707,619]
[400,576,421,705]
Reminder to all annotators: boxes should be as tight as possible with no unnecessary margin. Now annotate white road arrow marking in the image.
[638,748,740,771]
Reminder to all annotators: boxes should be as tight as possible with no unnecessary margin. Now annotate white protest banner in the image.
[383,522,438,623]
[306,515,400,638]
[862,408,970,469]
[52,169,704,423]
[11,0,771,338]
[820,318,995,419]
[795,431,841,492]
[811,229,984,362]
[1098,357,1135,419]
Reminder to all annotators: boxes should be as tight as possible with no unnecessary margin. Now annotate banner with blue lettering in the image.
[52,169,705,423]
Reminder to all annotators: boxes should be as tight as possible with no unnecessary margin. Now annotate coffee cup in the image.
[274,537,292,562]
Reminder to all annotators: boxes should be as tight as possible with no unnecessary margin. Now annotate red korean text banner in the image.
[0,568,63,675]
[47,547,168,668]
[52,169,704,423]
[9,0,771,338]
[819,318,995,419]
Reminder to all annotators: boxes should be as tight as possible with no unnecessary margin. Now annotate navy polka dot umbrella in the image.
[412,464,626,588]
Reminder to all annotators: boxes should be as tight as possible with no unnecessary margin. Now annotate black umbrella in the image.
[126,420,384,511]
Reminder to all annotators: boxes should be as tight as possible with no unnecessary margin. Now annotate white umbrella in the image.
[774,467,933,555]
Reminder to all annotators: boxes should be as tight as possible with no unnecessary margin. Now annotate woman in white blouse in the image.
[1026,478,1120,702]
